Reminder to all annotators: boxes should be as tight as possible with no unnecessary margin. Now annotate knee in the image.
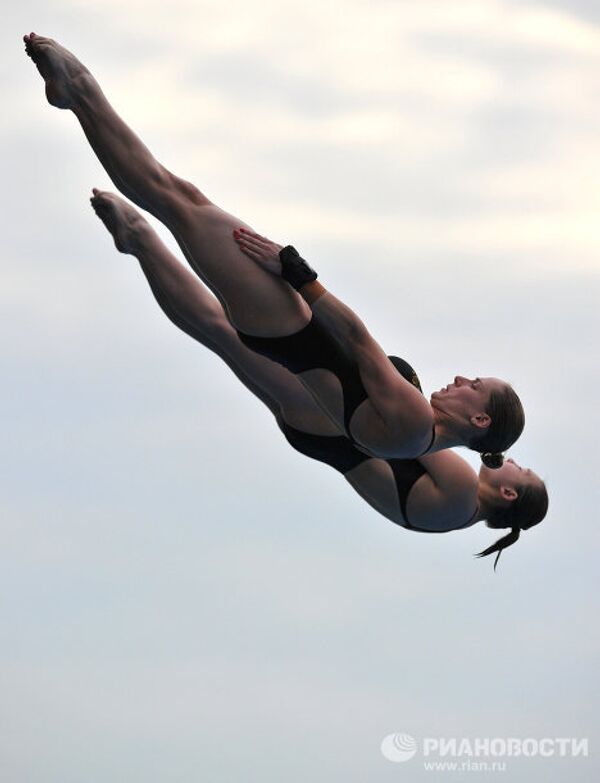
[202,309,236,344]
[164,170,211,209]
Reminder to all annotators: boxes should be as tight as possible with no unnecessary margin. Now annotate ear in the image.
[470,412,491,430]
[500,486,518,502]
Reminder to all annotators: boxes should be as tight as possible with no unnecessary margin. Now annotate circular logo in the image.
[381,733,418,763]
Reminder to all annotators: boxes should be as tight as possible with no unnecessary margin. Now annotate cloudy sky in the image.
[2,1,599,781]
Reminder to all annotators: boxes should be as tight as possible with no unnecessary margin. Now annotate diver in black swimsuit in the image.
[278,416,476,532]
[239,322,437,455]
[23,31,525,465]
[275,358,470,532]
[89,189,548,567]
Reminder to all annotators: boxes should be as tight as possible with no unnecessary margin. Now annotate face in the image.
[479,457,542,496]
[430,376,506,428]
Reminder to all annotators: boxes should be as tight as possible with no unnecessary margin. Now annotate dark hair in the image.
[471,385,525,455]
[481,452,504,469]
[475,480,549,571]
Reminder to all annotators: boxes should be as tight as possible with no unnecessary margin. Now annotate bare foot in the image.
[23,32,94,109]
[90,189,153,255]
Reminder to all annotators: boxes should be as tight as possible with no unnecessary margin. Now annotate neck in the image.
[426,412,463,454]
[475,485,496,523]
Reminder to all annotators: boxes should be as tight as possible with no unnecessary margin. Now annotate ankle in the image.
[70,71,101,111]
[131,222,161,256]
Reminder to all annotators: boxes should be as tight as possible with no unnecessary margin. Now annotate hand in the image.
[233,227,284,276]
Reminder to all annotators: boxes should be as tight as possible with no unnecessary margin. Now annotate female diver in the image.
[89,189,548,568]
[24,33,524,463]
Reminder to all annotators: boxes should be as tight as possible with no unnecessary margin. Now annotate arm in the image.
[233,228,363,344]
[406,451,479,529]
[343,453,477,531]
[233,229,433,448]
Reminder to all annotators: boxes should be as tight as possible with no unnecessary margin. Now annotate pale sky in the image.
[2,1,599,781]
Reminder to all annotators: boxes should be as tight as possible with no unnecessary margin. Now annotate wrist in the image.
[300,280,326,305]
[279,245,318,290]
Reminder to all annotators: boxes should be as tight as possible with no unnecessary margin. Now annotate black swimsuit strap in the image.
[419,425,437,456]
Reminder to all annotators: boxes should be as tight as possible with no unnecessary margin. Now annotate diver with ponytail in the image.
[87,186,547,573]
[474,457,549,570]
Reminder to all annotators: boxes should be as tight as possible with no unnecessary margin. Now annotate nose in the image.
[507,458,514,464]
[454,376,467,386]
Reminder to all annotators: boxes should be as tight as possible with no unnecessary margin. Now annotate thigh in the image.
[215,322,341,436]
[167,201,311,336]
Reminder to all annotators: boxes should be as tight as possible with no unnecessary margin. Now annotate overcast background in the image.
[2,1,599,781]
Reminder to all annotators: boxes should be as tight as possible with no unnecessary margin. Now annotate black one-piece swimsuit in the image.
[238,321,476,531]
[238,316,435,450]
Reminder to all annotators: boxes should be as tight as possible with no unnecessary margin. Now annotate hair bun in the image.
[481,452,504,469]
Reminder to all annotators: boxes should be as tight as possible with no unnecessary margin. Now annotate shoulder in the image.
[405,452,479,531]
[419,449,478,492]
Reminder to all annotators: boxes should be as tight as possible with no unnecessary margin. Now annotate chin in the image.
[430,395,446,415]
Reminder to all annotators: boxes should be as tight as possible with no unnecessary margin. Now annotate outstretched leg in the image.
[24,32,311,337]
[24,33,208,219]
[90,188,342,436]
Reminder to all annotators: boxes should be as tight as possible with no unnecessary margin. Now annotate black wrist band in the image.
[279,245,318,290]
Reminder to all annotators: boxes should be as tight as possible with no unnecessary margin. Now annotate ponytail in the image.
[476,471,548,572]
[475,526,521,571]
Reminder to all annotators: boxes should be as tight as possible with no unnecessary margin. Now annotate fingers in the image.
[238,243,262,261]
[233,229,269,255]
[232,230,257,252]
[237,235,268,253]
[233,228,262,245]
[239,227,267,240]
[235,227,271,245]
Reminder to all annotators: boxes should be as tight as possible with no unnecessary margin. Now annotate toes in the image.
[23,32,50,56]
[93,208,112,226]
[92,188,111,200]
[92,200,114,221]
[91,188,110,205]
[90,196,108,211]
